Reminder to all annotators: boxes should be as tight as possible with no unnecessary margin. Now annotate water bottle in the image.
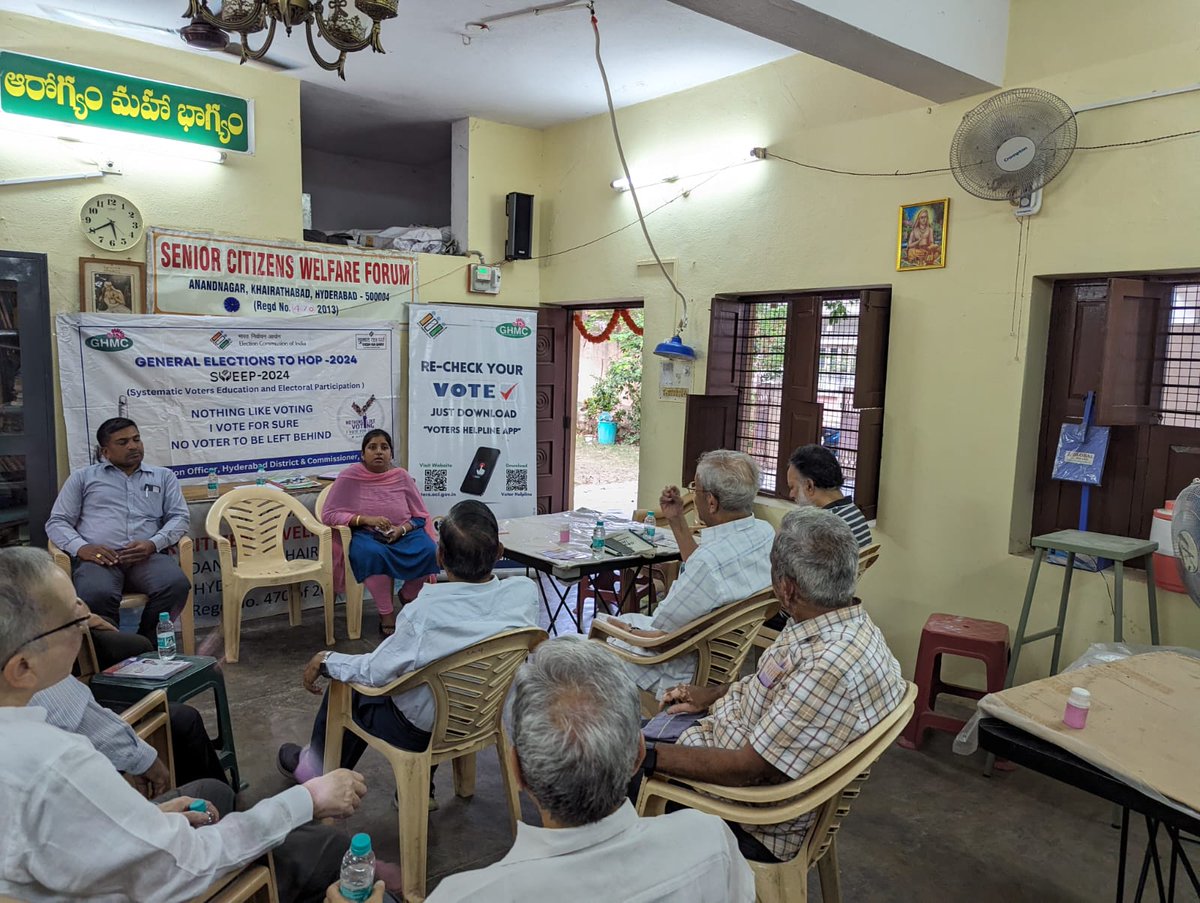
[255,464,267,486]
[591,520,606,556]
[156,612,177,661]
[206,469,219,499]
[643,511,656,543]
[338,833,375,901]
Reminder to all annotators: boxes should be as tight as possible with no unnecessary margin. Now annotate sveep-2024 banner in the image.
[407,305,537,520]
[57,313,399,481]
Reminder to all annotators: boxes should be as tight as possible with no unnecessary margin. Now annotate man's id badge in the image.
[757,649,792,689]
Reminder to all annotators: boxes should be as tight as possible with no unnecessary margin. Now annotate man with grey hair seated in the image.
[427,635,753,902]
[601,449,775,697]
[634,508,906,865]
[0,547,368,902]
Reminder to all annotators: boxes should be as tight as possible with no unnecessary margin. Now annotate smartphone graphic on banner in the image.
[461,447,501,496]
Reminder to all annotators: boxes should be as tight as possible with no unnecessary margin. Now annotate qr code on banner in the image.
[505,468,528,492]
[424,469,448,493]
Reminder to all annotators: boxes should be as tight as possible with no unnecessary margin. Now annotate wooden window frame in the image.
[684,287,891,518]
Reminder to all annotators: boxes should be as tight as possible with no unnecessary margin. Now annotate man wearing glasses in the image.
[45,417,191,668]
[600,450,775,698]
[0,547,369,902]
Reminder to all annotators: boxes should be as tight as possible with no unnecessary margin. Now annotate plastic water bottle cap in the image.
[159,612,171,622]
[349,833,372,856]
[647,511,654,517]
[187,799,207,813]
[1067,687,1091,709]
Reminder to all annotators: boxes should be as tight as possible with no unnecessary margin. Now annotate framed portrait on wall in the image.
[79,257,145,314]
[896,198,949,271]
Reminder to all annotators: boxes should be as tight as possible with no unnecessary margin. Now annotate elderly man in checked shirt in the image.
[632,507,906,864]
[600,449,776,698]
[45,417,191,667]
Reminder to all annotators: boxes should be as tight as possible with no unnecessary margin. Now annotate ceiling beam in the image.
[667,0,1007,103]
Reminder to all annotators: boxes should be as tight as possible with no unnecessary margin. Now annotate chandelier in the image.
[183,1,399,79]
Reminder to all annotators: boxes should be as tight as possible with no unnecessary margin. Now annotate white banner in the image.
[147,226,416,319]
[57,314,399,482]
[407,305,537,520]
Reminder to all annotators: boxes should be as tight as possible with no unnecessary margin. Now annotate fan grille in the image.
[949,88,1077,201]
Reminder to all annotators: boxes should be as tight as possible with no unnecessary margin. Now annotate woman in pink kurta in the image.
[321,429,439,634]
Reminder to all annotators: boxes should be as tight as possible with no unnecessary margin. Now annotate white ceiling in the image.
[0,1,796,162]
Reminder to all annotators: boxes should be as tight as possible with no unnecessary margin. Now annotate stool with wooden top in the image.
[899,613,1010,750]
[1007,530,1161,688]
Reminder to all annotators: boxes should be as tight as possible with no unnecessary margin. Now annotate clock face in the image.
[80,194,143,251]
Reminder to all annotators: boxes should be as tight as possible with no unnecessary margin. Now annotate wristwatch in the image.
[642,743,657,779]
[317,651,332,679]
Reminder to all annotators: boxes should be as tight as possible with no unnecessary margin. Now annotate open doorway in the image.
[571,304,643,515]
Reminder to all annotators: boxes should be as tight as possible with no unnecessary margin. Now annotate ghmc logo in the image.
[496,317,531,339]
[85,328,133,352]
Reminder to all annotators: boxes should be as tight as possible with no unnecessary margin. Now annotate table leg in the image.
[1144,555,1161,646]
[1132,815,1166,903]
[533,570,580,636]
[1114,560,1126,644]
[1117,807,1129,903]
[1006,548,1046,688]
[1165,825,1200,900]
[1050,552,1076,676]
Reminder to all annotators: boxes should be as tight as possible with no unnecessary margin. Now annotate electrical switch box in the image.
[468,264,501,294]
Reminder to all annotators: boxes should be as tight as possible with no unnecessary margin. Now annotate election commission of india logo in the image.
[338,393,381,442]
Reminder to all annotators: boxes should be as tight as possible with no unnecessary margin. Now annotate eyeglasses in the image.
[2,602,89,667]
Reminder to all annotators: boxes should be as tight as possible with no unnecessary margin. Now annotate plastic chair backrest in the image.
[205,487,318,567]
[694,588,779,686]
[360,627,547,758]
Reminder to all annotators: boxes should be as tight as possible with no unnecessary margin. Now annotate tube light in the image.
[610,146,766,192]
[0,109,227,164]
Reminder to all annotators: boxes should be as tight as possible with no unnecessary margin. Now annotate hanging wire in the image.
[589,2,690,331]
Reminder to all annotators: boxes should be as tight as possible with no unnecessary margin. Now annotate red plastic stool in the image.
[899,613,1009,750]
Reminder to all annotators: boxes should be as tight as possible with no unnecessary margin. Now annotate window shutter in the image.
[776,297,820,493]
[705,297,742,396]
[777,401,824,497]
[854,288,891,409]
[852,288,892,518]
[854,408,884,519]
[1097,278,1171,425]
[682,394,738,485]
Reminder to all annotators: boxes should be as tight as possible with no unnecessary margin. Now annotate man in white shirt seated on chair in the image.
[426,635,754,902]
[0,547,368,903]
[601,449,775,698]
[279,499,540,810]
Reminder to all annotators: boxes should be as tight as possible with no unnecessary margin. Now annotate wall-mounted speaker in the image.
[505,192,533,261]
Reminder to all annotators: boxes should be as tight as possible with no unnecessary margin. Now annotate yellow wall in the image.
[536,0,1200,679]
[0,11,303,478]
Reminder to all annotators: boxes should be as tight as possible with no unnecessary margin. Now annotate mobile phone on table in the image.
[461,447,501,495]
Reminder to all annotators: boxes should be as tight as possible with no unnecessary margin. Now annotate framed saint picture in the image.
[79,257,145,314]
[896,198,949,271]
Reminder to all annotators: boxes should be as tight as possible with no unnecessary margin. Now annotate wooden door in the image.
[535,307,573,514]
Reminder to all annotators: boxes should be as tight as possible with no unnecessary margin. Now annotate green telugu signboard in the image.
[0,51,253,153]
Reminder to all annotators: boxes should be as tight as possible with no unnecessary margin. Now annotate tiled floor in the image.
[200,588,1163,902]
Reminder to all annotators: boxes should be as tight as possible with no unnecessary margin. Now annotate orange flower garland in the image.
[573,309,644,343]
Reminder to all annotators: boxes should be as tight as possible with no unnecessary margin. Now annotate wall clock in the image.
[80,193,144,251]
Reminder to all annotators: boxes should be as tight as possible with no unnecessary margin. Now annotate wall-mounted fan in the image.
[1172,479,1200,609]
[949,87,1077,217]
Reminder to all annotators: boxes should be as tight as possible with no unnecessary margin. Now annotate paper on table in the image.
[978,652,1200,818]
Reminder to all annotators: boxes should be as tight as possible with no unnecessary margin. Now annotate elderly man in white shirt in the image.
[279,499,540,809]
[601,449,775,697]
[0,547,367,903]
[426,635,754,902]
